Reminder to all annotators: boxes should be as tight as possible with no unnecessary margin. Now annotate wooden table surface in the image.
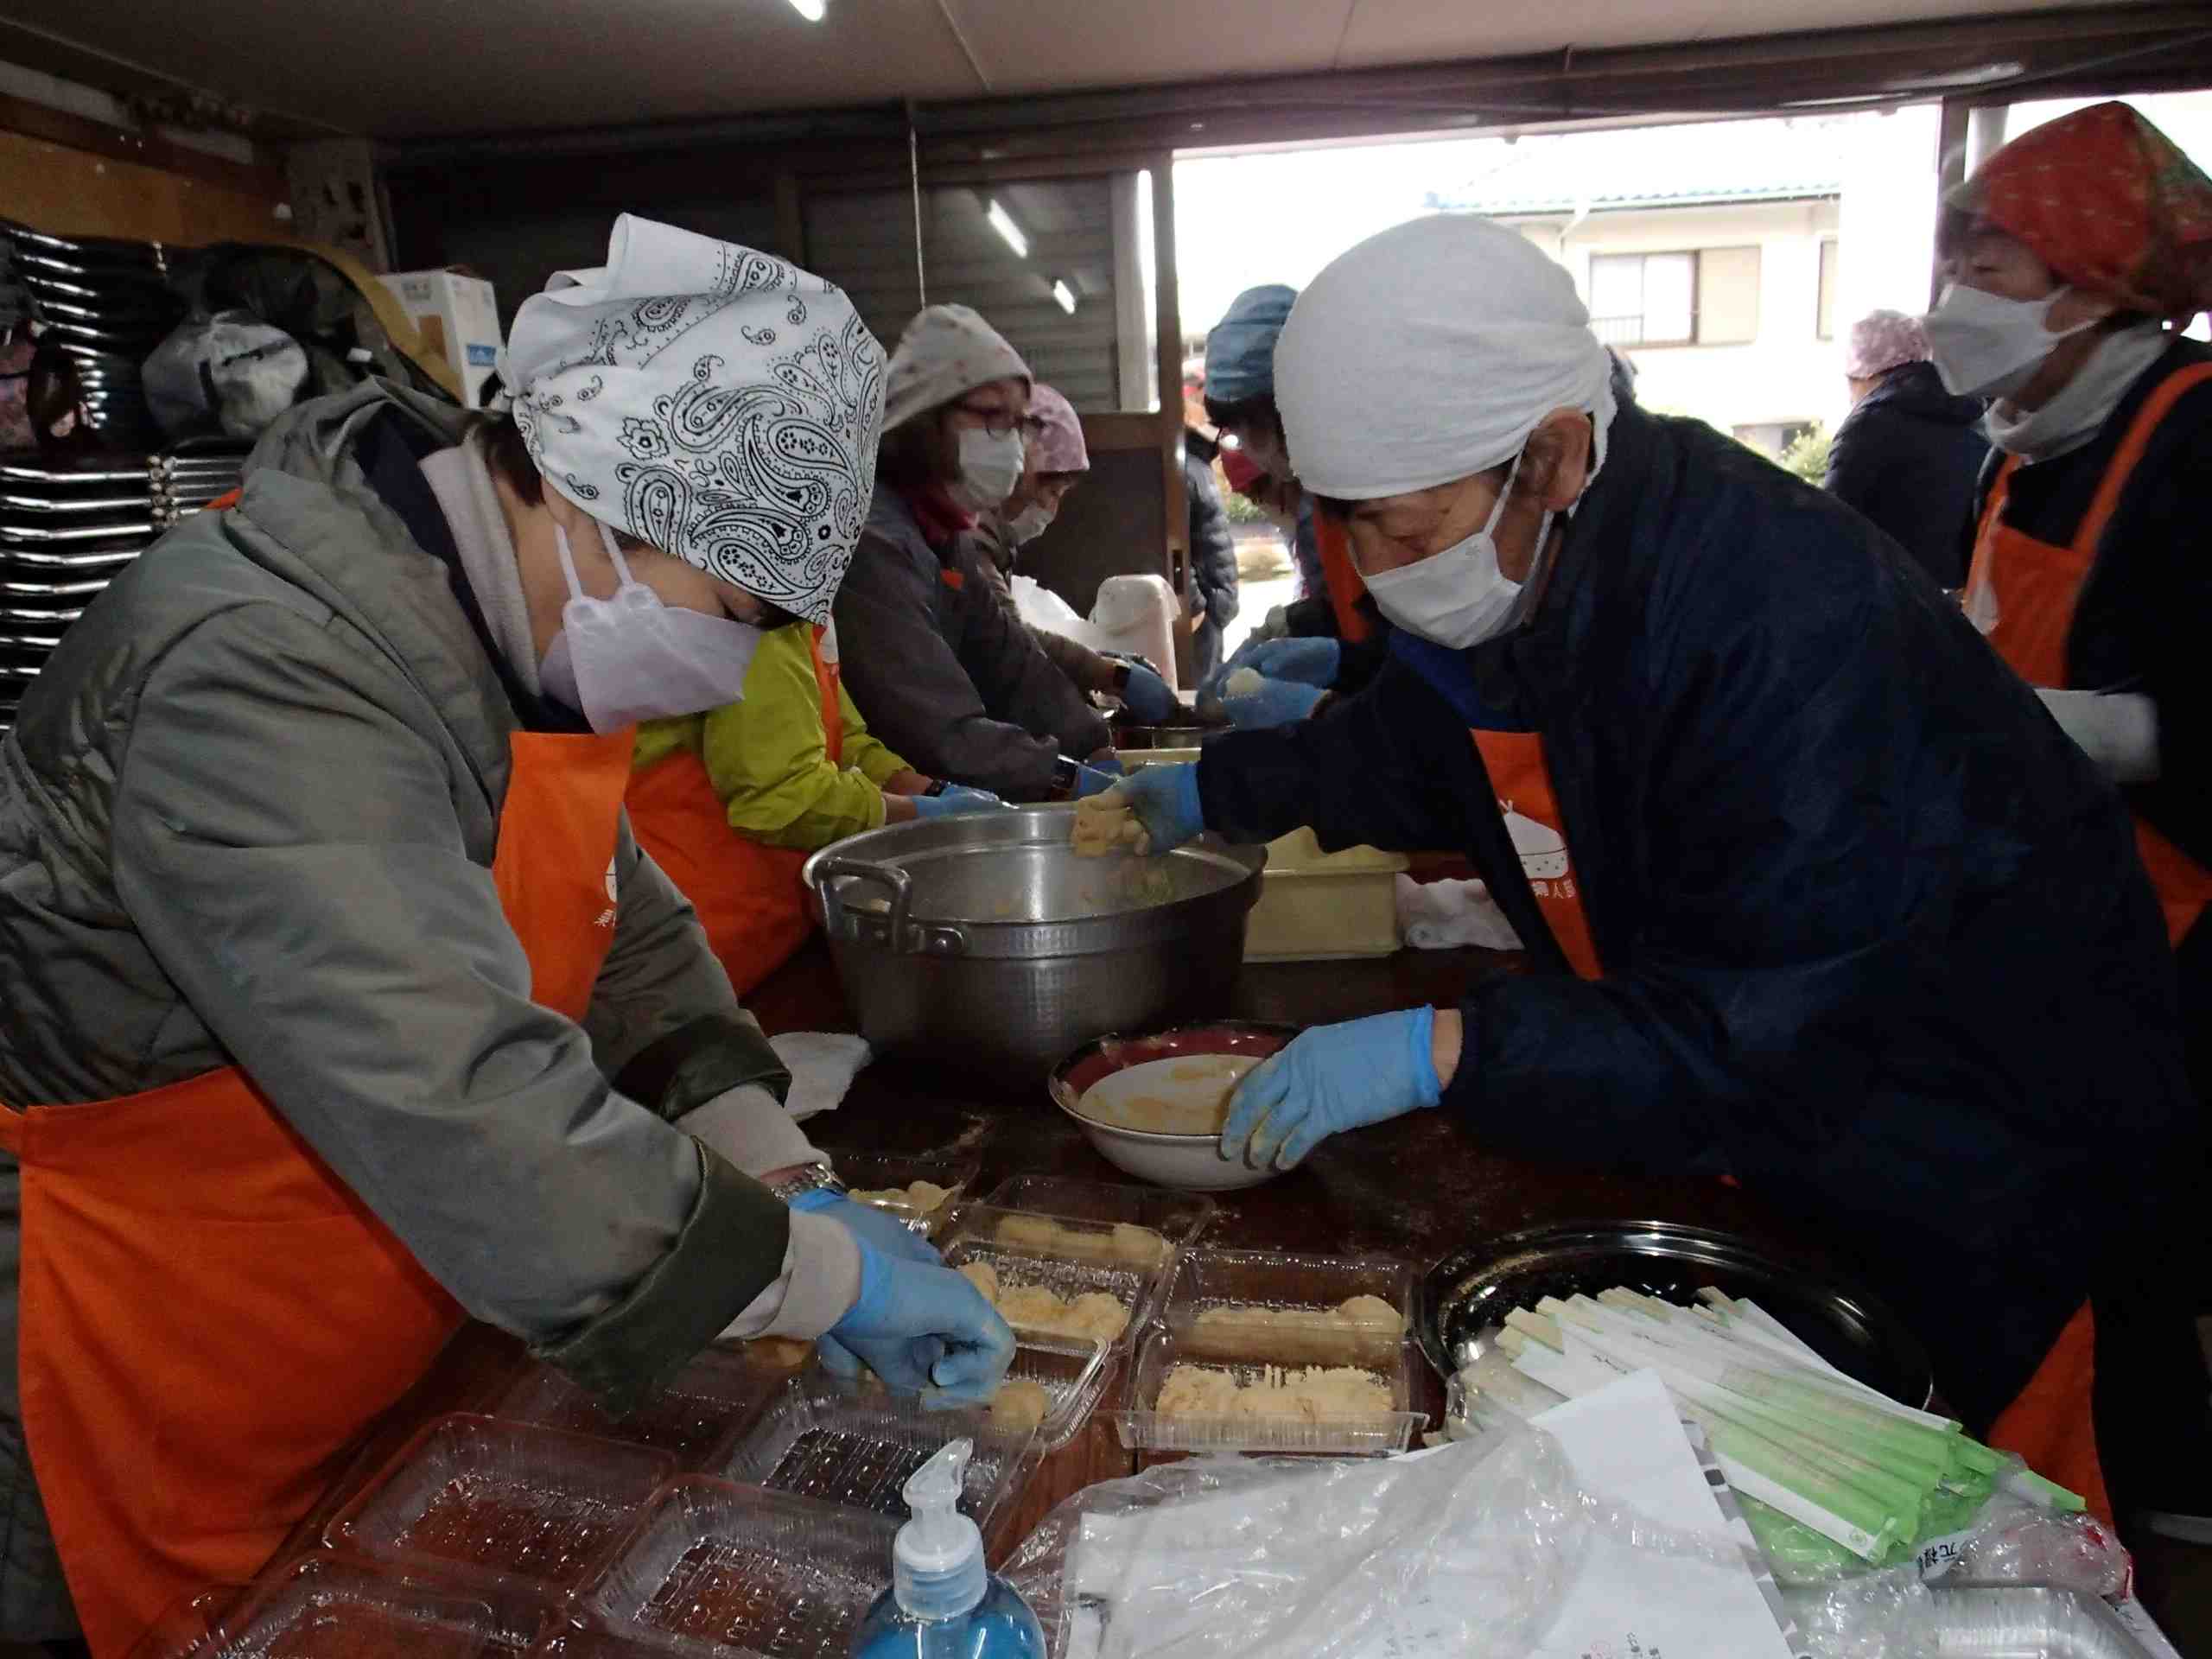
[270,934,2210,1653]
[282,936,1855,1558]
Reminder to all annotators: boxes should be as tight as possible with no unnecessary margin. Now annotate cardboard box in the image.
[377,269,502,407]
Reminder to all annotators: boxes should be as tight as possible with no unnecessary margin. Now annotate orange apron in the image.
[1949,369,2212,1529]
[1,723,635,1656]
[1471,728,1603,979]
[627,624,843,998]
[1965,360,2212,950]
[1312,511,1376,645]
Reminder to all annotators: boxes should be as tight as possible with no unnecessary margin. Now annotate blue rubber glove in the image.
[1219,1007,1442,1170]
[1235,637,1340,689]
[1116,661,1181,724]
[818,1246,1017,1401]
[790,1188,940,1266]
[1103,763,1205,855]
[912,785,1007,820]
[1071,762,1122,799]
[1219,675,1325,730]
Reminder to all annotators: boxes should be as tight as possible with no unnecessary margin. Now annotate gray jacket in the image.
[971,516,1122,696]
[0,384,796,1636]
[835,485,1111,800]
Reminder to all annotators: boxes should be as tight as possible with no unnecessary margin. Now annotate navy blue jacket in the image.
[1825,360,1988,588]
[1198,403,2195,1428]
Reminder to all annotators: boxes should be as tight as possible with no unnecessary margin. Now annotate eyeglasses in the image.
[952,398,1023,437]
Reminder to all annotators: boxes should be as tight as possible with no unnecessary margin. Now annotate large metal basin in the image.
[802,806,1264,1086]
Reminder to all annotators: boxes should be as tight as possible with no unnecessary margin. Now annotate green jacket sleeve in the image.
[837,674,912,787]
[699,624,890,851]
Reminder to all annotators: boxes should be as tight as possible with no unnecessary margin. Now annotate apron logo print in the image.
[1500,798,1571,881]
[596,857,619,929]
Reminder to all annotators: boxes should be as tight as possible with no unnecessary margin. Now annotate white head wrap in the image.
[882,304,1031,434]
[1274,214,1618,500]
[506,214,885,625]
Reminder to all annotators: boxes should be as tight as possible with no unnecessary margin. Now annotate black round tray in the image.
[1418,1218,1933,1407]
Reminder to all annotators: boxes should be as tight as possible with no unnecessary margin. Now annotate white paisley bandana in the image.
[506,214,886,624]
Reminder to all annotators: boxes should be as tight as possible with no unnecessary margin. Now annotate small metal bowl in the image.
[1047,1021,1294,1191]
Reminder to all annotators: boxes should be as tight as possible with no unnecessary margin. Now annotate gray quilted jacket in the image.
[0,382,792,1637]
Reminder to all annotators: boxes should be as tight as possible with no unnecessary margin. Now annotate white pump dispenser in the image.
[892,1439,987,1619]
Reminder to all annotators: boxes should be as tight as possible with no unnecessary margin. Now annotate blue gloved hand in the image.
[791,1188,941,1267]
[1219,675,1325,730]
[1116,661,1181,724]
[1072,762,1122,799]
[912,785,1008,820]
[1219,1007,1442,1170]
[1103,763,1205,855]
[818,1246,1017,1401]
[1234,637,1340,689]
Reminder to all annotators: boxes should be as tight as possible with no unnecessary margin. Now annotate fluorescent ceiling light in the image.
[986,200,1028,259]
[1052,279,1076,315]
[787,0,826,20]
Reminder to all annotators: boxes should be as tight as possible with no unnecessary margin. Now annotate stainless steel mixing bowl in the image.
[802,806,1265,1085]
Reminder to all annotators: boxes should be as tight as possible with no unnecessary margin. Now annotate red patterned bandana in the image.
[1952,101,2212,322]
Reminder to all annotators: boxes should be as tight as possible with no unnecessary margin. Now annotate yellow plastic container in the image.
[1242,828,1408,961]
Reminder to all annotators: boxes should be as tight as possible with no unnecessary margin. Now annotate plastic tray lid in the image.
[327,1414,674,1600]
[581,1477,896,1659]
[492,1344,791,1469]
[128,1557,513,1659]
[715,1374,1038,1538]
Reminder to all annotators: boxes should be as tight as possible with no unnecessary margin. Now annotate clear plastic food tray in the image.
[130,1559,517,1659]
[980,1175,1217,1249]
[1162,1245,1418,1363]
[1928,1585,2157,1658]
[327,1414,672,1603]
[937,1205,1179,1353]
[579,1478,895,1658]
[713,1375,1037,1536]
[994,1332,1112,1452]
[817,1143,981,1236]
[493,1344,792,1469]
[1114,1315,1425,1455]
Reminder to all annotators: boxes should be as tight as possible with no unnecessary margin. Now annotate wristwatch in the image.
[1051,754,1083,800]
[923,779,949,798]
[1110,660,1134,697]
[766,1163,846,1205]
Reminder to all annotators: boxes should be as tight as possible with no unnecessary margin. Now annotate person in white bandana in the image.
[0,214,1010,1654]
[1103,213,2204,1535]
[832,304,1122,801]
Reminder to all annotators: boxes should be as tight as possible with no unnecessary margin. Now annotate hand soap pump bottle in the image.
[852,1438,1044,1658]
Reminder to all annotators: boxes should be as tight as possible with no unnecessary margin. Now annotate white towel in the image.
[768,1031,874,1121]
[1395,875,1524,953]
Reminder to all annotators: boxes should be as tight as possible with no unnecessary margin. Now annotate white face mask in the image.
[1006,502,1055,545]
[950,425,1025,512]
[1923,283,2098,402]
[538,519,763,733]
[1360,456,1549,650]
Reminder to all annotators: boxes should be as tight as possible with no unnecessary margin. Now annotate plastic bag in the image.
[1769,1481,2131,1659]
[1001,1421,1739,1659]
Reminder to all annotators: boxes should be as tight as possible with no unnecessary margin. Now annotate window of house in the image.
[1817,238,1840,340]
[1589,251,1694,347]
[1588,246,1760,347]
